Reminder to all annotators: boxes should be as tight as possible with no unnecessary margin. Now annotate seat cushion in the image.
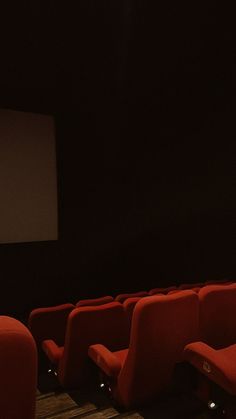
[42,339,64,365]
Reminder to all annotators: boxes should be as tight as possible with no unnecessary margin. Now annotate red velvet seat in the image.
[0,316,37,419]
[149,286,177,295]
[89,290,199,408]
[205,279,234,285]
[183,284,236,410]
[76,295,113,307]
[42,302,129,388]
[198,284,236,349]
[184,342,236,396]
[115,291,148,303]
[28,303,75,347]
[123,297,143,335]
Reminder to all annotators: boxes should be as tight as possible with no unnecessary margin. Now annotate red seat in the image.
[183,285,236,410]
[76,295,113,307]
[205,279,234,286]
[89,290,199,408]
[168,284,202,294]
[184,342,236,396]
[149,286,177,295]
[28,303,75,347]
[169,287,201,295]
[198,284,236,349]
[0,316,37,419]
[115,291,148,303]
[168,289,180,295]
[123,297,143,335]
[42,302,129,388]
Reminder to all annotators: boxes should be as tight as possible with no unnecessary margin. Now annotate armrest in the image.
[28,303,75,346]
[42,339,64,365]
[88,344,122,378]
[184,342,236,395]
[184,342,220,374]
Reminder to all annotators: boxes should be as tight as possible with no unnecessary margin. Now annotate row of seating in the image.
[89,290,199,408]
[27,278,233,349]
[27,280,236,410]
[28,279,233,351]
[88,284,236,408]
[29,301,130,388]
[88,283,236,411]
[0,280,235,418]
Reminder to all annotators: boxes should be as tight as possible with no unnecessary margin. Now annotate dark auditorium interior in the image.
[0,1,235,418]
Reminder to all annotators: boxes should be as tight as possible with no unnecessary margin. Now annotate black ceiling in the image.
[0,1,233,115]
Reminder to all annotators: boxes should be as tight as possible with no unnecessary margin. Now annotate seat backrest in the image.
[149,286,177,295]
[178,282,204,290]
[123,297,143,335]
[118,291,199,408]
[76,295,113,307]
[199,284,236,348]
[168,289,180,295]
[205,279,233,285]
[58,302,129,387]
[115,291,148,303]
[0,316,37,419]
[169,287,201,295]
[28,303,75,346]
[191,287,201,293]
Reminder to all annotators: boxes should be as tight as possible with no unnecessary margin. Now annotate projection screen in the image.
[0,109,58,243]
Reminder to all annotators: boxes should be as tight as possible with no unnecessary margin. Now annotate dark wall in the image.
[0,0,235,315]
[55,106,235,290]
